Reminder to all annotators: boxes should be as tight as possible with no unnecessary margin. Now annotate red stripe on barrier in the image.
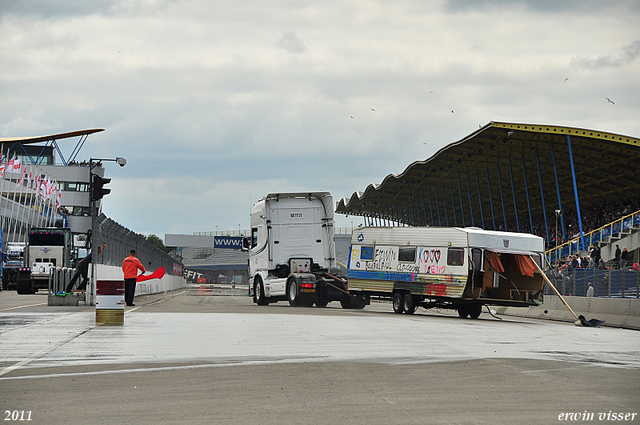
[96,280,125,295]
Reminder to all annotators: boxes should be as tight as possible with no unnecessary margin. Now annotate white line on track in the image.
[0,302,47,311]
[0,358,324,381]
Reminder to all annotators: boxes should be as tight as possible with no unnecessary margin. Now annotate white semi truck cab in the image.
[245,192,366,308]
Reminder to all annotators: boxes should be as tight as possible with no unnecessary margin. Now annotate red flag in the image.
[137,267,165,282]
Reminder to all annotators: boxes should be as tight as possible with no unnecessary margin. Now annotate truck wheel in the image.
[457,306,469,318]
[469,304,482,319]
[392,293,404,314]
[403,294,417,315]
[16,280,33,295]
[350,298,366,310]
[254,278,268,305]
[287,278,300,307]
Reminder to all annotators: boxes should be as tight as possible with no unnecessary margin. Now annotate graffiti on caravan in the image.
[419,247,445,274]
[214,236,244,249]
[364,247,397,270]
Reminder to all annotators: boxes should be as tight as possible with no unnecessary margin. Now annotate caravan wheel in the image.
[392,293,404,314]
[469,304,482,319]
[457,306,469,318]
[403,294,416,315]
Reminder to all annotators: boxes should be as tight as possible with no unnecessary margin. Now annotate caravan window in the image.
[447,248,465,266]
[398,247,416,263]
[360,246,374,260]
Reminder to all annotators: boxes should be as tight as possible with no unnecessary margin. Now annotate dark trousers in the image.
[66,256,91,292]
[65,268,88,292]
[124,278,137,305]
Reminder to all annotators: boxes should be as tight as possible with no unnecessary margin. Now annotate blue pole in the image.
[476,170,485,228]
[508,156,520,232]
[404,201,410,226]
[535,147,550,244]
[422,194,429,226]
[466,173,475,227]
[496,163,508,231]
[408,197,416,226]
[449,182,458,226]
[567,135,586,251]
[550,141,566,240]
[430,189,438,226]
[442,184,450,226]
[486,168,496,230]
[521,152,534,234]
[458,179,466,227]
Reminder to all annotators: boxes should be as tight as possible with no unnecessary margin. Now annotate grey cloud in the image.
[0,0,114,17]
[277,31,307,53]
[0,0,176,18]
[571,40,640,69]
[444,0,616,13]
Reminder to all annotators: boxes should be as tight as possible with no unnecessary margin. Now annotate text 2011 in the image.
[4,411,32,421]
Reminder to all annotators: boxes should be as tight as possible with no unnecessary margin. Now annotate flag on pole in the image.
[46,177,54,198]
[35,171,42,196]
[40,176,49,198]
[12,157,21,172]
[18,165,27,185]
[137,267,165,282]
[7,154,15,172]
[27,167,33,190]
[56,189,62,209]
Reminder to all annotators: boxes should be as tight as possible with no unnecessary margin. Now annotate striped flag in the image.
[18,165,27,185]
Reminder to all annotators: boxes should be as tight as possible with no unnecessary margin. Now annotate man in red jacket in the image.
[122,249,145,306]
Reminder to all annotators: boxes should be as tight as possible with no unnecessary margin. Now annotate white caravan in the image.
[348,226,545,318]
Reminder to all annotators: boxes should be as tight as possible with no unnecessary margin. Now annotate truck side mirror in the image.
[242,237,250,251]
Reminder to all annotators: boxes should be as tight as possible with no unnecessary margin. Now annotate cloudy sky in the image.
[1,0,638,238]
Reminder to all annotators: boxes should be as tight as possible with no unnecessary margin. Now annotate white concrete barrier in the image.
[500,295,640,330]
[95,264,186,296]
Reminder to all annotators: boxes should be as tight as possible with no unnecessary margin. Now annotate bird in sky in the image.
[606,97,615,105]
[451,110,454,113]
[350,116,354,119]
[371,108,376,112]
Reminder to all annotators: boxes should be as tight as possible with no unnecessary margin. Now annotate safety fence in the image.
[546,210,640,263]
[93,214,183,275]
[545,268,640,298]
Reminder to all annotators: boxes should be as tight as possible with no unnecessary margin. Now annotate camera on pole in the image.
[91,174,111,201]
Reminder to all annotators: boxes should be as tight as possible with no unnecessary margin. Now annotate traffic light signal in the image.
[91,174,111,201]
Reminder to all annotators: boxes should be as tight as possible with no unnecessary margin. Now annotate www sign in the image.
[214,236,243,249]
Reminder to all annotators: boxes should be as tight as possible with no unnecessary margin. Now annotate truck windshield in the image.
[29,233,65,246]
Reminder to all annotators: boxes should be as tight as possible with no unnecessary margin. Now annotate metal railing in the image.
[545,267,640,298]
[48,267,76,294]
[93,214,183,275]
[546,209,640,264]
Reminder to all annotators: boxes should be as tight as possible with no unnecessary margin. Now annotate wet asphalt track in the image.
[1,287,639,424]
